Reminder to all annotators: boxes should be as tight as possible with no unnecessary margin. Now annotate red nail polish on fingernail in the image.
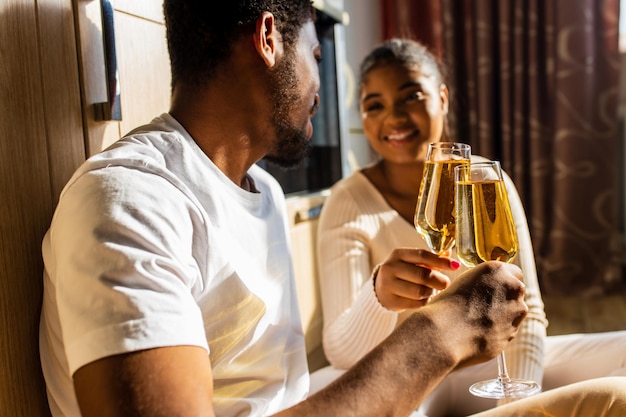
[450,260,460,269]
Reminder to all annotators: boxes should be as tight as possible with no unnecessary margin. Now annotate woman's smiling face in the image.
[359,62,448,164]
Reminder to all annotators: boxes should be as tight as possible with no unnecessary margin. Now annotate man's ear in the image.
[254,11,279,67]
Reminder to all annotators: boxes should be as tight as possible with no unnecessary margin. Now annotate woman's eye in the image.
[406,91,426,102]
[363,102,383,113]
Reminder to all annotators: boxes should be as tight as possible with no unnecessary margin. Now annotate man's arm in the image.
[74,346,215,417]
[279,261,527,417]
[73,261,526,417]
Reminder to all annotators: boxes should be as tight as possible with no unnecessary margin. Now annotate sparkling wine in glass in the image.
[454,160,541,399]
[414,142,471,254]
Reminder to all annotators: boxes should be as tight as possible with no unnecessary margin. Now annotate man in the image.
[39,1,625,416]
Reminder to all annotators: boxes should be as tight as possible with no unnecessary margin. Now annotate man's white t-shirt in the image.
[39,113,309,416]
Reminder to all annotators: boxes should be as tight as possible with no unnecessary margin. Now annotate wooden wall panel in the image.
[77,1,171,155]
[0,1,53,415]
[113,0,164,24]
[115,9,171,141]
[39,0,87,201]
[74,0,124,155]
[1,0,169,415]
[0,0,84,414]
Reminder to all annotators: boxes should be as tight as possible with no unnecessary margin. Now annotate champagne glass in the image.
[414,142,471,254]
[454,161,541,398]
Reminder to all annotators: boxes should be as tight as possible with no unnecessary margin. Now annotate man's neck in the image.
[169,82,269,189]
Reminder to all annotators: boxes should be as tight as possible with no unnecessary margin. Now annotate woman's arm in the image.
[317,180,456,369]
[317,186,398,368]
[499,166,548,404]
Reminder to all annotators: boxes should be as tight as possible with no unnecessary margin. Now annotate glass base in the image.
[469,377,542,399]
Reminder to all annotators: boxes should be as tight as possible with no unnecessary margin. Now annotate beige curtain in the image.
[382,0,624,296]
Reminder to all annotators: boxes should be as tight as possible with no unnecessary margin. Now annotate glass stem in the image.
[497,352,512,385]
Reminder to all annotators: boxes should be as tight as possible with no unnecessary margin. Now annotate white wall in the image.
[341,0,383,171]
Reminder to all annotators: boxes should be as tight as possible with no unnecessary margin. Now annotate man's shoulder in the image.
[57,114,200,205]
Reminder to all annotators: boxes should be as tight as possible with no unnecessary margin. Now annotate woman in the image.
[314,38,626,416]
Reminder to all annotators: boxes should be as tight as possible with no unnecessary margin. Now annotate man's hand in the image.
[423,261,528,368]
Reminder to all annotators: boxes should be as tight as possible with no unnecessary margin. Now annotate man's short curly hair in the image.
[164,0,315,88]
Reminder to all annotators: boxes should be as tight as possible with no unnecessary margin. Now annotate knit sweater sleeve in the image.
[497,168,548,405]
[317,180,398,369]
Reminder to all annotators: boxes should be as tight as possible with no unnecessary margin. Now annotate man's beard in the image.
[263,51,312,169]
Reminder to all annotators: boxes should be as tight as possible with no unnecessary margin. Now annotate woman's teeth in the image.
[386,131,414,141]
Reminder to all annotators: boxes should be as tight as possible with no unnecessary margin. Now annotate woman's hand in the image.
[374,248,460,311]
